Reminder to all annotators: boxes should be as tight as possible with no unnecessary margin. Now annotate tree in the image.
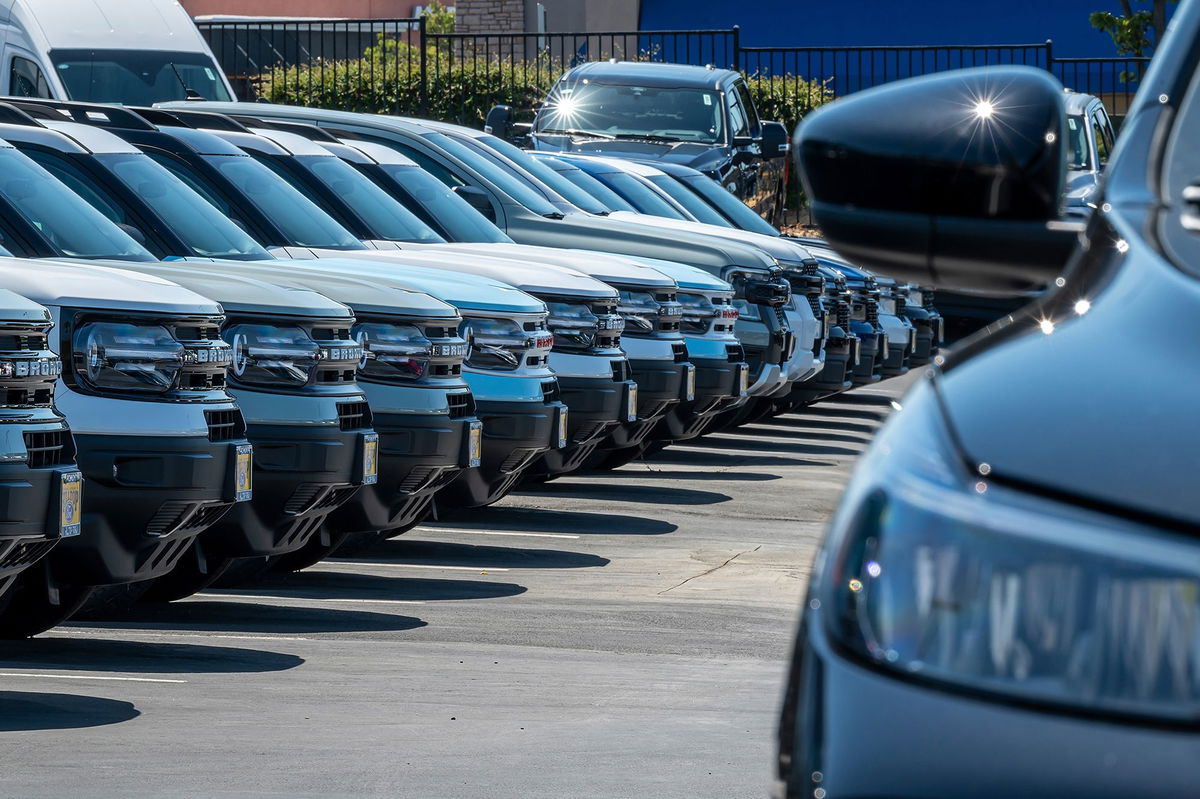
[421,1,455,35]
[1090,1,1175,57]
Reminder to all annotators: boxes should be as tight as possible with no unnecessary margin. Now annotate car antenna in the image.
[167,62,205,101]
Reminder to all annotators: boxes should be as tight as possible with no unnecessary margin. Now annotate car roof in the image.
[558,60,739,91]
[1063,91,1102,116]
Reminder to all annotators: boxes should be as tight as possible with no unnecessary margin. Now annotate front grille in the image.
[498,447,540,473]
[0,333,47,351]
[865,300,879,325]
[0,539,56,570]
[806,293,823,317]
[923,288,936,309]
[312,327,352,341]
[541,379,560,403]
[611,359,630,383]
[181,371,226,390]
[0,323,59,409]
[894,293,907,315]
[23,430,70,468]
[145,500,231,536]
[726,344,746,363]
[775,307,788,325]
[337,401,371,432]
[204,408,245,442]
[447,392,475,419]
[398,465,446,494]
[425,324,458,339]
[671,342,688,363]
[172,324,219,341]
[284,483,325,515]
[836,300,851,329]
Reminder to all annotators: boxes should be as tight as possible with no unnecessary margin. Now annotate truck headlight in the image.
[224,324,321,388]
[545,301,601,351]
[676,293,719,335]
[616,291,681,335]
[823,379,1200,723]
[353,322,432,382]
[459,317,530,372]
[74,322,183,394]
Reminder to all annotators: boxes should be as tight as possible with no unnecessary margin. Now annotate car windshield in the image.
[370,164,512,244]
[594,169,690,219]
[50,49,232,104]
[1066,115,1091,170]
[205,154,365,250]
[296,156,445,243]
[423,132,562,217]
[679,174,781,237]
[93,153,271,260]
[537,82,724,144]
[646,174,730,226]
[473,135,612,215]
[0,147,154,261]
[541,159,638,213]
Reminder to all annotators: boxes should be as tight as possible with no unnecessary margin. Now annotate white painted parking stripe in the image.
[194,592,424,606]
[416,526,579,539]
[0,672,186,684]
[326,561,509,572]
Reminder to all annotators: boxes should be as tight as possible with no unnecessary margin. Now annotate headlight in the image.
[74,322,183,394]
[729,273,790,307]
[544,301,622,352]
[353,322,432,382]
[460,317,533,372]
[616,290,682,336]
[224,324,321,388]
[677,293,719,335]
[823,380,1200,723]
[908,289,924,307]
[732,300,761,322]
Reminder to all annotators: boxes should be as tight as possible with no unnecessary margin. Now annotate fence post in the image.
[419,16,429,116]
[731,25,741,71]
[1045,38,1054,73]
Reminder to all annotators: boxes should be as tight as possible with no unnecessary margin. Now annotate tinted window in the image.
[734,81,761,136]
[302,156,444,242]
[594,169,689,219]
[50,49,231,104]
[144,150,236,215]
[1091,111,1112,165]
[543,160,637,212]
[206,154,364,249]
[11,56,50,98]
[728,95,750,139]
[424,132,560,216]
[0,147,154,260]
[23,149,127,224]
[472,135,610,214]
[537,82,724,143]
[371,164,511,244]
[647,174,729,225]
[679,174,780,237]
[1066,116,1091,170]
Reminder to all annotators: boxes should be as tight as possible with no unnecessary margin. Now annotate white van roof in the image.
[5,0,214,53]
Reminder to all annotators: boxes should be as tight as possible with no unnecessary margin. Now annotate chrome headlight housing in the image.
[225,324,321,388]
[353,321,435,382]
[544,300,623,352]
[460,316,549,372]
[616,290,682,336]
[677,292,739,335]
[822,379,1200,723]
[74,322,185,394]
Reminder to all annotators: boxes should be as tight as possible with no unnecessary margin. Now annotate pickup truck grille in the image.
[447,391,475,419]
[336,401,371,432]
[23,429,72,468]
[0,321,59,409]
[204,408,246,442]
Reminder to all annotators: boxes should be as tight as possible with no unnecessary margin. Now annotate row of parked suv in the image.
[0,67,939,638]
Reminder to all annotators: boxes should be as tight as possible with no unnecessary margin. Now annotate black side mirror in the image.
[115,222,147,246]
[797,66,1080,293]
[484,105,514,140]
[454,185,497,223]
[760,121,789,159]
[731,134,755,149]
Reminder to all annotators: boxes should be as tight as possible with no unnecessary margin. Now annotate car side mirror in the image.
[454,185,497,223]
[796,66,1080,293]
[760,121,789,159]
[732,134,755,149]
[485,105,514,141]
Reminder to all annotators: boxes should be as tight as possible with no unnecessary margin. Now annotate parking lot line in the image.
[325,561,510,572]
[193,592,425,606]
[0,672,186,684]
[415,526,580,539]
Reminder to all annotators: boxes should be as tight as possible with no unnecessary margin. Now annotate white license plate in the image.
[685,365,696,401]
[361,433,379,485]
[58,470,82,537]
[234,444,253,502]
[467,421,482,467]
[626,384,638,421]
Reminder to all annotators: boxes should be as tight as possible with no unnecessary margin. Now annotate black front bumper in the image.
[0,457,82,586]
[535,375,632,478]
[879,332,912,377]
[199,422,368,558]
[848,322,883,386]
[792,330,856,404]
[54,432,251,586]
[904,308,942,366]
[439,398,565,508]
[328,409,475,534]
[653,355,747,442]
[601,356,687,451]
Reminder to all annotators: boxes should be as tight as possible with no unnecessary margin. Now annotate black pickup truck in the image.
[486,60,790,224]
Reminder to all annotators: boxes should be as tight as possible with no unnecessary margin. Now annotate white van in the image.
[0,0,233,103]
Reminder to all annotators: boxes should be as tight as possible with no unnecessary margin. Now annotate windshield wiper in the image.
[612,133,683,143]
[533,128,617,141]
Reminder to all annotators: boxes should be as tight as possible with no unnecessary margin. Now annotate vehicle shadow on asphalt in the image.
[741,427,875,445]
[516,481,732,506]
[642,449,835,468]
[69,601,427,635]
[682,434,867,458]
[598,468,783,482]
[798,407,889,422]
[0,637,304,674]
[436,506,678,536]
[0,691,139,731]
[345,539,609,570]
[236,570,529,603]
[758,417,882,435]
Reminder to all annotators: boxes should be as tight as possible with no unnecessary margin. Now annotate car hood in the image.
[1065,169,1101,205]
[272,249,545,315]
[939,246,1200,527]
[405,242,675,291]
[607,211,814,265]
[532,137,730,173]
[0,289,51,324]
[125,259,354,319]
[358,243,618,299]
[13,258,221,316]
[613,255,732,292]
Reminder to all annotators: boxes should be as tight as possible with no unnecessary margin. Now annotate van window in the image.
[11,57,50,98]
[50,49,232,104]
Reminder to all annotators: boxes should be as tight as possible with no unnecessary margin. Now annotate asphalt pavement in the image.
[0,371,921,798]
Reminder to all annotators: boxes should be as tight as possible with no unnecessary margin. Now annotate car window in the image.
[10,56,50,98]
[536,82,725,144]
[544,160,638,213]
[1091,113,1110,166]
[679,173,781,236]
[727,94,750,139]
[734,81,762,136]
[143,150,236,215]
[647,174,729,225]
[594,169,690,219]
[369,163,512,244]
[1066,116,1091,170]
[301,156,445,242]
[22,149,128,224]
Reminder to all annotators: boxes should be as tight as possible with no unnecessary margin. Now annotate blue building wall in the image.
[639,0,1143,57]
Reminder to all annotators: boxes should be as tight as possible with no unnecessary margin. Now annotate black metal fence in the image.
[196,19,1151,119]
